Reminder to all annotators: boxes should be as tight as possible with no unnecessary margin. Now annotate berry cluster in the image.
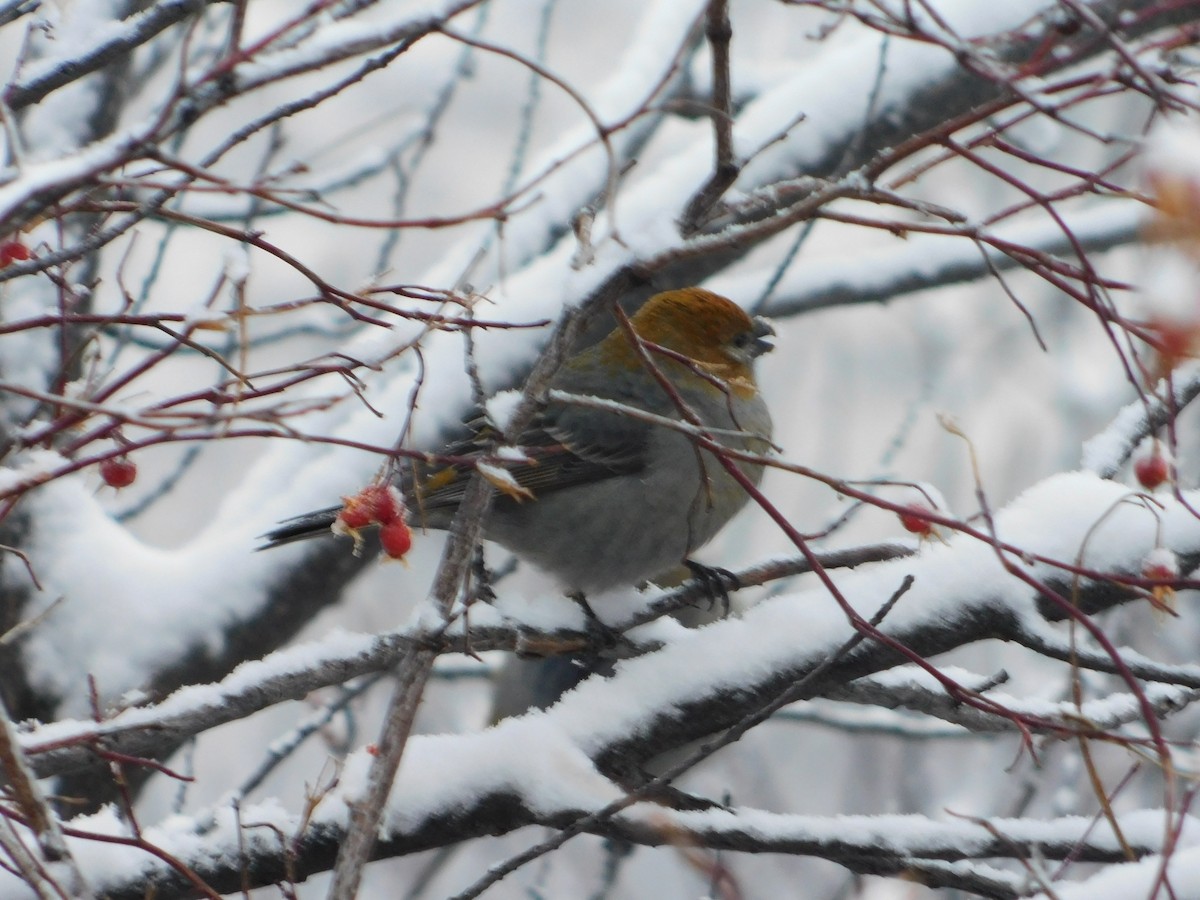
[335,483,412,559]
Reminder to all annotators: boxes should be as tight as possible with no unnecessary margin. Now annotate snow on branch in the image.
[4,762,1194,898]
[3,470,1197,896]
[5,0,213,112]
[19,471,1199,783]
[5,1,1200,896]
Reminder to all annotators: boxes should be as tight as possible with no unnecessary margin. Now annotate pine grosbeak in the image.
[262,287,774,592]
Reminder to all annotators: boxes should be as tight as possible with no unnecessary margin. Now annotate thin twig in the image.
[0,696,91,896]
[680,0,737,234]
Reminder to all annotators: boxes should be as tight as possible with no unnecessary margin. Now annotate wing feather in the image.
[412,399,650,510]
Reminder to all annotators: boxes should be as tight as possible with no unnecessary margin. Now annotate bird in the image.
[260,287,775,595]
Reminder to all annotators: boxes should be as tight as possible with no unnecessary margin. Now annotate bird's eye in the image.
[732,332,750,348]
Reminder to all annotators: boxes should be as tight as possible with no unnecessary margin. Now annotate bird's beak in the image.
[749,317,775,358]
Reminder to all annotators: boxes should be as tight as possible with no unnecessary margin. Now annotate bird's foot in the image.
[567,590,627,655]
[683,560,742,616]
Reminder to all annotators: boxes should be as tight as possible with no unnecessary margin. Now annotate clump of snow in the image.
[1080,364,1200,476]
[892,480,951,519]
[0,448,70,496]
[1033,843,1200,899]
[484,389,524,431]
[221,243,252,284]
[19,475,282,715]
[370,715,621,834]
[494,444,531,462]
[488,586,588,632]
[476,461,531,500]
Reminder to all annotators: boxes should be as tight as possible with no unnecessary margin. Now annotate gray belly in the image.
[484,430,763,593]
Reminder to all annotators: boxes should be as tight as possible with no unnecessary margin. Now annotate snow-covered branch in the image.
[6,1,1200,895]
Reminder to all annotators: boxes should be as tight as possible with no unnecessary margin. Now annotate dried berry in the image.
[0,240,30,267]
[379,520,413,559]
[100,456,137,489]
[1134,451,1170,490]
[898,503,935,536]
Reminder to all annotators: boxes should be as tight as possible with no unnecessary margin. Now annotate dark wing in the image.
[412,397,651,512]
[258,396,653,548]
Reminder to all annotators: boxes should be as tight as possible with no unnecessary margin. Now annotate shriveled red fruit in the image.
[337,483,403,530]
[1142,547,1180,613]
[100,456,137,488]
[0,240,30,267]
[336,499,373,530]
[367,484,403,524]
[1134,451,1170,490]
[898,503,935,536]
[335,483,410,556]
[379,520,413,559]
[1143,561,1178,582]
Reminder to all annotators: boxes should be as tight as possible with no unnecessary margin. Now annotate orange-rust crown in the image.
[587,288,765,398]
[627,288,757,366]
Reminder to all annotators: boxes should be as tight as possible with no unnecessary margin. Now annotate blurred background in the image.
[3,0,1197,897]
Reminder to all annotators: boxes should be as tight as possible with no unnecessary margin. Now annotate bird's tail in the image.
[257,506,342,550]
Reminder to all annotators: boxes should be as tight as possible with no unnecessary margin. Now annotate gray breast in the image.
[485,417,767,593]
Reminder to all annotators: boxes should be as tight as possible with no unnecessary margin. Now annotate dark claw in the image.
[567,591,625,655]
[684,560,741,616]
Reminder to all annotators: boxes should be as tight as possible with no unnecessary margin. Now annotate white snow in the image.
[1,1,1193,896]
[1032,843,1200,899]
[1081,363,1200,475]
[483,388,524,431]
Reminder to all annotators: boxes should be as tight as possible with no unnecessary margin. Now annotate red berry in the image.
[1142,548,1180,581]
[898,503,935,536]
[336,499,373,530]
[366,484,402,524]
[1142,548,1180,612]
[0,239,30,267]
[99,456,137,488]
[337,483,404,530]
[1143,561,1177,582]
[1134,452,1170,490]
[379,520,412,559]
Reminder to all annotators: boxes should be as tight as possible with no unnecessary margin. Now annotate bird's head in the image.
[616,287,774,396]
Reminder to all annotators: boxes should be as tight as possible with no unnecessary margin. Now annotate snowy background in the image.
[4,0,1200,898]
